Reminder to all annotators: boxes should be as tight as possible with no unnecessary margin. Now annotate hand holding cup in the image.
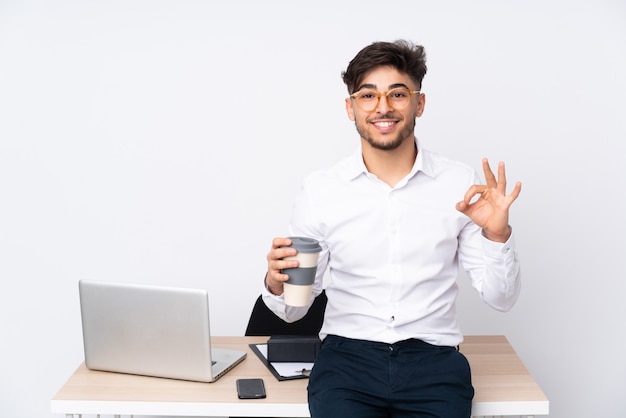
[269,237,321,306]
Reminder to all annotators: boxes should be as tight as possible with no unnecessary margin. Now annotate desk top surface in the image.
[51,335,548,417]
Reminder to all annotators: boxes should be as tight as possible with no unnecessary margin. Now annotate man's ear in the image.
[416,93,426,117]
[345,97,355,121]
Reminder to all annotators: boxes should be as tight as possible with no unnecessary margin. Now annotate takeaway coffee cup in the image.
[280,237,322,307]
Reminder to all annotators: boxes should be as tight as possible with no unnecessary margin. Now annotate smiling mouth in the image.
[371,120,399,131]
[373,121,396,127]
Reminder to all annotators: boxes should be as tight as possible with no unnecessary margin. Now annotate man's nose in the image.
[375,93,393,113]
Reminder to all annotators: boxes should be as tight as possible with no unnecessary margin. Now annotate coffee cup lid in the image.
[283,236,322,253]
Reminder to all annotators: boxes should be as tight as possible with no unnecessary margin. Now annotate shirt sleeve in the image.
[458,222,522,312]
[261,176,329,323]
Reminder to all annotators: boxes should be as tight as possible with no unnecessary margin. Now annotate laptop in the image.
[78,280,247,382]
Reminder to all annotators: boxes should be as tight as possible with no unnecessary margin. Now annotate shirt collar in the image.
[341,137,436,181]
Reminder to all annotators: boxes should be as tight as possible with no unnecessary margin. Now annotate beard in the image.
[355,112,417,151]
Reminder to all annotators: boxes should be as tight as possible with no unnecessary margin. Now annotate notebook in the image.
[78,280,246,382]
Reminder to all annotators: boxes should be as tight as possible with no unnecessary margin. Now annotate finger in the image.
[455,199,469,213]
[267,246,297,264]
[496,161,508,194]
[507,181,522,202]
[268,237,296,260]
[266,269,289,289]
[268,265,294,280]
[268,258,299,281]
[268,269,288,283]
[462,184,488,205]
[482,158,497,188]
[271,236,292,249]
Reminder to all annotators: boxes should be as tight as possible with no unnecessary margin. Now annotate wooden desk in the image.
[51,335,548,417]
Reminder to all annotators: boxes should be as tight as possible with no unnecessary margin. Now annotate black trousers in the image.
[308,335,474,418]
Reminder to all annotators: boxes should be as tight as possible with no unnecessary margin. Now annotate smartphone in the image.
[236,378,266,399]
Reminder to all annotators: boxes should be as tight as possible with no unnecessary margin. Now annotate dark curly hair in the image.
[341,40,427,94]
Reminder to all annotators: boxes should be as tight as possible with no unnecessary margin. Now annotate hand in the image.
[265,237,299,295]
[456,158,522,243]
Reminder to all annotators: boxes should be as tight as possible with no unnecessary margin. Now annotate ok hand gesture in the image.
[456,158,522,243]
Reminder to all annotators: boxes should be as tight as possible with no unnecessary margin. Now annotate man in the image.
[263,40,522,417]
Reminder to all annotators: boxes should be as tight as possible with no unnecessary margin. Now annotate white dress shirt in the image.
[263,139,521,347]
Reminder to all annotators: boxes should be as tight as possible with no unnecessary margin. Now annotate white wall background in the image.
[1,1,625,417]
